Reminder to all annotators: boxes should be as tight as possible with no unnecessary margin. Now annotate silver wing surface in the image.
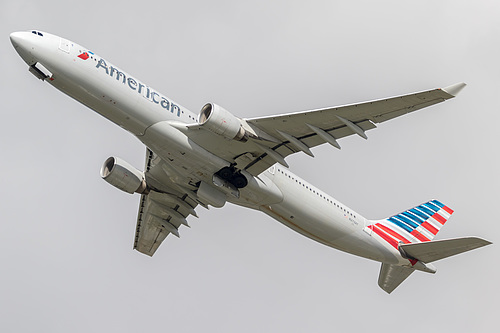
[134,149,199,256]
[184,83,465,176]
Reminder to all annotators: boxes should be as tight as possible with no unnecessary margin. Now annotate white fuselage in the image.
[11,31,402,265]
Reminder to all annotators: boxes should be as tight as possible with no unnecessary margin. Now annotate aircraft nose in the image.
[10,31,36,65]
[10,31,26,48]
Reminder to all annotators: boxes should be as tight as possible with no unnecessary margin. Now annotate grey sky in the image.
[1,1,498,332]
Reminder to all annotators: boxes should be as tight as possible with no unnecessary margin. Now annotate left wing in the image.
[185,83,465,176]
[134,149,199,256]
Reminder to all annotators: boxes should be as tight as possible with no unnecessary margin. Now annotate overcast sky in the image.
[1,1,498,332]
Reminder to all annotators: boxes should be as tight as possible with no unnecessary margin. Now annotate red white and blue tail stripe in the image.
[366,200,454,249]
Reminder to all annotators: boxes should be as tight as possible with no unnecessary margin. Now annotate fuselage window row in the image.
[277,167,355,218]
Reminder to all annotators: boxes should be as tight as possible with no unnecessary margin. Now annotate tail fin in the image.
[378,263,415,294]
[367,199,454,248]
[371,200,492,294]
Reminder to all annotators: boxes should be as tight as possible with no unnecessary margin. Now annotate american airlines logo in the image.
[94,58,181,117]
[77,50,94,60]
[78,52,89,60]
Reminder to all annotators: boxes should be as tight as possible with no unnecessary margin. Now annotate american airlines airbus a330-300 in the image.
[10,30,492,293]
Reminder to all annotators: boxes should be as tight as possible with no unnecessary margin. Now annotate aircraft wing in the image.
[185,83,465,176]
[243,83,465,174]
[134,149,199,256]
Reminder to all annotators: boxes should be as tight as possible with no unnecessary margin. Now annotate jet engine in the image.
[100,157,148,194]
[198,103,248,141]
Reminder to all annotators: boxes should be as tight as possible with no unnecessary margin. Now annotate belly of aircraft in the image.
[261,192,398,263]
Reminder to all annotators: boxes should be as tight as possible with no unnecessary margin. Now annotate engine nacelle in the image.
[100,157,148,194]
[198,103,247,141]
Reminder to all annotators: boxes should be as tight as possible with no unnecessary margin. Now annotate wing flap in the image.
[245,119,376,175]
[283,119,376,150]
[134,194,170,256]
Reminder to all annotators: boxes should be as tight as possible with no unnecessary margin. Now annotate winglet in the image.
[442,82,466,97]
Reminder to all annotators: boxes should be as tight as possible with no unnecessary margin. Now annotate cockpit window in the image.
[31,31,43,36]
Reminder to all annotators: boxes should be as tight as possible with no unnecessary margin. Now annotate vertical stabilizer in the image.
[378,263,415,294]
[366,200,454,249]
[371,200,492,294]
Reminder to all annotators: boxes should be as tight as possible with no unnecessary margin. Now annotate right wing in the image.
[184,83,465,176]
[242,83,465,175]
[134,149,199,256]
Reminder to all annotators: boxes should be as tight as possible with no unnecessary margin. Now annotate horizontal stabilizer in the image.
[378,263,415,294]
[399,237,492,263]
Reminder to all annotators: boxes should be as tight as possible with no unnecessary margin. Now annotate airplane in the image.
[10,30,492,294]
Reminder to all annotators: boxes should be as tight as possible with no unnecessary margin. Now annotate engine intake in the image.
[198,103,247,141]
[100,157,148,194]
